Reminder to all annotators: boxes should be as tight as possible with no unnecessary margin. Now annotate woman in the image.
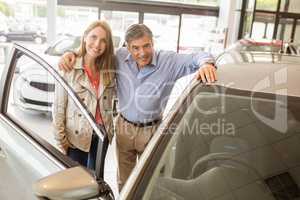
[52,20,116,170]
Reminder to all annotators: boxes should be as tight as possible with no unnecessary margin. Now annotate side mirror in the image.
[33,166,100,200]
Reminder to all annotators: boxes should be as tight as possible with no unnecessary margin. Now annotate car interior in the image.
[142,85,300,200]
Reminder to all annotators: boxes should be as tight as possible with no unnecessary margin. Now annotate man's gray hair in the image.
[125,24,153,44]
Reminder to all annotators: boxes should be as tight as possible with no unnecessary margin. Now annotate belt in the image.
[120,114,161,127]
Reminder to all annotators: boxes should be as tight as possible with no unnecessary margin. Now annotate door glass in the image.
[144,13,179,51]
[6,51,97,166]
[101,10,139,48]
[277,18,294,42]
[1,52,65,199]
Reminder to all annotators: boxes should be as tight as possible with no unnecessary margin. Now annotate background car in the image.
[0,30,46,44]
[12,34,123,114]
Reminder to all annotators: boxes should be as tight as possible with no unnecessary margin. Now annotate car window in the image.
[141,85,300,200]
[0,50,69,199]
[5,50,95,165]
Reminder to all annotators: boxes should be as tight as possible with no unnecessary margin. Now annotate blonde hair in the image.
[77,20,115,86]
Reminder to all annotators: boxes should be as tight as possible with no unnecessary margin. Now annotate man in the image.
[59,24,216,190]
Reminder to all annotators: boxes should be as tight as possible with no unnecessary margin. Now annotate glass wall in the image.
[251,12,275,39]
[136,0,219,6]
[280,0,300,13]
[179,14,218,53]
[0,0,219,77]
[256,0,278,11]
[56,6,98,37]
[240,0,300,44]
[101,10,139,47]
[144,13,179,51]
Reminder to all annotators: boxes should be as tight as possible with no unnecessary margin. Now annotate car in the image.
[118,50,300,199]
[0,44,115,200]
[1,42,300,199]
[0,30,46,44]
[13,34,124,114]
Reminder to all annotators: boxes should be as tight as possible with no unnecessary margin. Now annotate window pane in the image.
[277,18,294,42]
[135,0,219,6]
[0,0,47,65]
[144,13,179,51]
[256,0,278,11]
[101,10,139,48]
[242,13,254,38]
[7,52,91,163]
[251,13,275,39]
[7,54,58,148]
[294,21,300,43]
[180,14,218,54]
[56,6,98,37]
[280,0,300,13]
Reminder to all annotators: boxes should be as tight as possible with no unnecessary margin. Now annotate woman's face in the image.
[84,26,107,59]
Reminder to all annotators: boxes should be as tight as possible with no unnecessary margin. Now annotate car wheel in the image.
[0,35,8,42]
[34,37,43,44]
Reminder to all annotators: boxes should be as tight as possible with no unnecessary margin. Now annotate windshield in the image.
[140,84,300,200]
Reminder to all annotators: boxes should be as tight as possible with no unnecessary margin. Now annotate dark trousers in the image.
[67,134,99,170]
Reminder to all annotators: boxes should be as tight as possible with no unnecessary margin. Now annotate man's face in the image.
[127,35,154,68]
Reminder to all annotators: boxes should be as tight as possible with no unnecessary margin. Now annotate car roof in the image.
[216,60,300,97]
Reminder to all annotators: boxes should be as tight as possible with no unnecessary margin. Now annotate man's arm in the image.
[58,52,77,72]
[170,52,216,83]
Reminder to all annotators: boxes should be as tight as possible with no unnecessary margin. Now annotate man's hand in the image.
[58,52,76,72]
[196,63,217,84]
